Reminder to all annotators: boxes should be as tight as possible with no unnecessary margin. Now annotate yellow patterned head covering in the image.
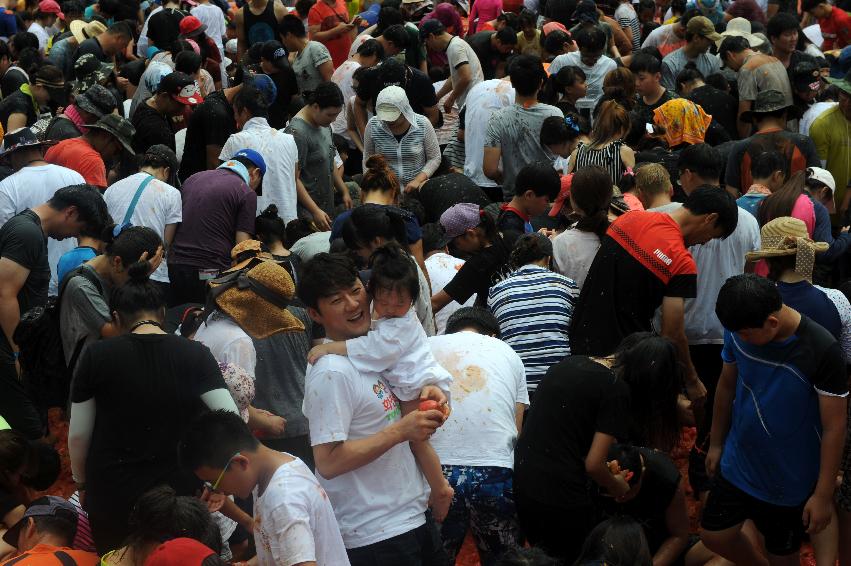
[745,217,829,280]
[652,99,712,147]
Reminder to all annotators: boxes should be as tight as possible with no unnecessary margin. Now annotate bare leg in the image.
[700,524,770,566]
[402,400,454,522]
[811,503,839,566]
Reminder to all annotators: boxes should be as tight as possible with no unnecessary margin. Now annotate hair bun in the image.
[127,260,152,284]
[365,153,390,172]
[261,204,279,219]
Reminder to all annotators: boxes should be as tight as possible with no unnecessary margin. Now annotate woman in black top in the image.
[0,64,65,132]
[513,332,682,564]
[67,259,239,554]
[255,204,302,288]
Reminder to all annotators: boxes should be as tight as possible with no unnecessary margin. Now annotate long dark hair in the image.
[613,332,682,452]
[572,166,613,239]
[757,170,806,228]
[574,516,652,566]
[109,258,164,321]
[341,204,409,253]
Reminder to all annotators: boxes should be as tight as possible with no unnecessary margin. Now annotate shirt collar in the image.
[243,117,270,130]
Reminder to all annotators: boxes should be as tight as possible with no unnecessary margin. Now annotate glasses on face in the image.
[204,451,241,493]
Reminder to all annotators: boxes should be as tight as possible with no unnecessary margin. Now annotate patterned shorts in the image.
[440,465,522,565]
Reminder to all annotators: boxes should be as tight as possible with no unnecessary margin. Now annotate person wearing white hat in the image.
[802,166,851,264]
[363,85,441,193]
[716,17,765,49]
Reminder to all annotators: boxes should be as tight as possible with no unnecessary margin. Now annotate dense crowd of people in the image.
[0,0,848,564]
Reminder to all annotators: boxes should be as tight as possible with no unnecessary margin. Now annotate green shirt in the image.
[810,105,851,210]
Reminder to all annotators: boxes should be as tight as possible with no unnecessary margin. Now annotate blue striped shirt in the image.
[488,265,579,392]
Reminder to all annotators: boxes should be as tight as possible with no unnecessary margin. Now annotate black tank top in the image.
[243,0,279,47]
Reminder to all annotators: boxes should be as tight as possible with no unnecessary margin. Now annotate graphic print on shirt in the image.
[373,380,401,421]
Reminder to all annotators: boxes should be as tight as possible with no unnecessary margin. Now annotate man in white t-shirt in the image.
[463,77,514,193]
[180,410,350,566]
[422,224,475,334]
[103,145,181,288]
[548,26,617,106]
[429,306,528,564]
[421,19,484,112]
[0,128,85,295]
[299,253,449,566]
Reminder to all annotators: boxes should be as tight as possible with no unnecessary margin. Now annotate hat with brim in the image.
[73,63,114,95]
[223,240,275,272]
[739,89,802,122]
[376,102,402,122]
[70,19,106,44]
[687,15,722,42]
[3,497,78,547]
[0,128,56,162]
[825,70,851,96]
[745,216,828,278]
[716,17,764,48]
[179,15,207,38]
[210,260,305,339]
[84,114,136,155]
[75,84,118,118]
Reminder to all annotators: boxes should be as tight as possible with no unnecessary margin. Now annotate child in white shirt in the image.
[308,242,456,520]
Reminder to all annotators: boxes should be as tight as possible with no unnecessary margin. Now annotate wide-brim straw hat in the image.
[210,260,304,339]
[745,216,828,278]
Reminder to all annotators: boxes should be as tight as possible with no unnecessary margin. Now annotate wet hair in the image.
[109,252,165,319]
[233,84,270,118]
[515,161,560,200]
[255,204,287,248]
[750,150,786,181]
[11,31,39,56]
[356,38,385,61]
[575,26,606,51]
[47,184,111,237]
[124,485,222,555]
[542,30,572,56]
[677,143,722,181]
[367,241,419,303]
[106,20,133,40]
[675,62,704,93]
[174,50,202,76]
[279,14,307,38]
[629,50,662,75]
[635,162,671,197]
[28,497,77,545]
[539,65,585,104]
[571,166,613,238]
[381,24,408,49]
[507,54,547,97]
[589,100,630,146]
[305,81,344,108]
[341,205,408,253]
[716,273,783,331]
[510,233,552,267]
[494,547,560,565]
[683,185,739,239]
[361,154,399,195]
[298,253,360,310]
[607,444,645,487]
[179,410,260,473]
[101,226,162,271]
[766,12,799,42]
[719,35,750,62]
[757,170,806,228]
[445,306,501,337]
[575,516,652,566]
[495,27,518,45]
[540,114,582,146]
[614,332,682,452]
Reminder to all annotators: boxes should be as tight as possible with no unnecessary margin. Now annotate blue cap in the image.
[232,148,266,177]
[217,159,250,185]
[358,3,381,26]
[246,73,278,106]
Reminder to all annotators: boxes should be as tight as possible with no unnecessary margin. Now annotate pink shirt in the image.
[469,0,502,34]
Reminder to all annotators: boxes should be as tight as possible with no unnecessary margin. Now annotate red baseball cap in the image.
[38,0,64,18]
[179,15,207,38]
[144,538,220,566]
[549,173,573,217]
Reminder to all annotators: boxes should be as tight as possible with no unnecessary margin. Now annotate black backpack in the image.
[13,265,104,411]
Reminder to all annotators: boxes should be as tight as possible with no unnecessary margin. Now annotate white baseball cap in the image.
[807,167,836,192]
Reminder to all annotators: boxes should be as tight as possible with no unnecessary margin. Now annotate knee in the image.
[699,527,733,554]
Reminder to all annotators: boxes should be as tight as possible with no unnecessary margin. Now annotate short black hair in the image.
[20,441,59,490]
[357,38,385,60]
[304,81,344,108]
[376,6,403,32]
[179,410,260,472]
[174,50,202,75]
[607,444,645,486]
[107,20,133,39]
[719,35,749,62]
[30,505,77,545]
[381,24,408,48]
[368,241,420,303]
[507,54,546,97]
[677,143,722,181]
[298,253,360,310]
[495,27,518,45]
[11,31,39,54]
[445,307,502,337]
[766,12,800,42]
[675,63,704,92]
[47,184,112,236]
[233,84,270,118]
[279,14,307,38]
[575,26,606,51]
[496,12,520,29]
[629,51,662,75]
[750,150,786,180]
[682,185,739,239]
[543,30,571,54]
[801,0,824,11]
[716,273,783,331]
[515,161,560,199]
[519,9,536,27]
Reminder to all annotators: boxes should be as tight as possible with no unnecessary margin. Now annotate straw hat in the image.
[209,260,304,339]
[225,240,274,272]
[745,217,828,278]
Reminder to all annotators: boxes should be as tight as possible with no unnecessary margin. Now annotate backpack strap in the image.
[53,550,80,566]
[122,174,155,226]
[58,265,106,373]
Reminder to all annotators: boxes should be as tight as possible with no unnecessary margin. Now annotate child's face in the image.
[195,455,254,500]
[736,316,780,346]
[372,287,413,319]
[523,191,552,217]
[523,24,536,37]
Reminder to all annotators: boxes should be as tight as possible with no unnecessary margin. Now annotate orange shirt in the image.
[44,138,107,188]
[308,0,351,68]
[0,544,99,565]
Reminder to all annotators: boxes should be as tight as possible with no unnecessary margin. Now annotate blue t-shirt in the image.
[777,281,842,340]
[57,247,98,283]
[719,316,847,506]
[330,204,422,246]
[736,193,767,219]
[0,10,16,40]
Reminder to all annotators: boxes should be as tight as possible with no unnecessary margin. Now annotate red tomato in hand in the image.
[419,400,450,416]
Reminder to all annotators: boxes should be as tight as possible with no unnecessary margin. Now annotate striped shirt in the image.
[362,113,441,189]
[487,265,579,392]
[574,140,625,185]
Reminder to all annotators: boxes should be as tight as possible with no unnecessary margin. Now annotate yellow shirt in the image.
[516,29,542,56]
[810,105,851,213]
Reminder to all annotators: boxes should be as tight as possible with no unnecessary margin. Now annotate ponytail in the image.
[572,166,613,239]
[362,154,400,198]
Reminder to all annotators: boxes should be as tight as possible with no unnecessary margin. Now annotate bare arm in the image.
[0,258,28,358]
[318,59,335,82]
[163,223,177,250]
[6,113,27,133]
[431,289,453,314]
[353,96,369,140]
[422,104,441,127]
[409,240,430,291]
[737,99,753,139]
[447,64,472,110]
[706,362,737,477]
[585,432,630,496]
[295,164,331,231]
[802,394,847,533]
[653,484,690,566]
[620,144,636,171]
[566,147,579,174]
[236,231,252,243]
[515,402,526,434]
[235,9,246,62]
[435,78,453,102]
[660,296,704,403]
[309,23,349,42]
[483,146,503,183]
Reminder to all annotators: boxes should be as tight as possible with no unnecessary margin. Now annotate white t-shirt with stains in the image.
[302,352,429,548]
[428,331,529,469]
[252,456,350,565]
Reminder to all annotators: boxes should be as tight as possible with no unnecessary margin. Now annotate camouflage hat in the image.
[84,114,136,154]
[73,53,114,94]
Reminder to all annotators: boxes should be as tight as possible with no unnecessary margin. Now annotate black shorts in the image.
[701,473,805,556]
